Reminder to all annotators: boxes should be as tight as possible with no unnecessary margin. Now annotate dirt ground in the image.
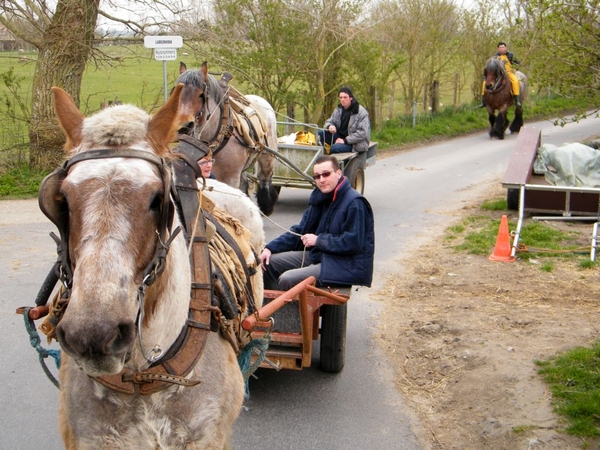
[373,182,600,449]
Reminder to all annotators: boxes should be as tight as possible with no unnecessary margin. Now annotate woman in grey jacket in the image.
[319,86,370,154]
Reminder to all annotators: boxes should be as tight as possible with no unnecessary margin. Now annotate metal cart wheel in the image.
[343,153,367,194]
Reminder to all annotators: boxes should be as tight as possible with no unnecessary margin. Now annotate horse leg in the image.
[487,110,498,138]
[493,111,508,140]
[255,151,279,216]
[509,105,524,133]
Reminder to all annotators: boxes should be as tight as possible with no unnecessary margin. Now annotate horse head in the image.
[175,61,224,142]
[47,86,191,376]
[483,58,507,92]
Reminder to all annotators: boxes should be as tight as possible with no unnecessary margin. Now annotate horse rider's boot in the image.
[477,95,486,108]
[513,95,522,107]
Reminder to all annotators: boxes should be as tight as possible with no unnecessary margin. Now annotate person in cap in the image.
[318,86,370,154]
[478,42,522,108]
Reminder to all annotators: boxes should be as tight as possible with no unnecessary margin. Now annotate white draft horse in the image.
[45,85,261,449]
[176,62,280,216]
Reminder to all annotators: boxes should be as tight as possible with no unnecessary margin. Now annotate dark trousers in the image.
[318,130,353,154]
[263,251,321,291]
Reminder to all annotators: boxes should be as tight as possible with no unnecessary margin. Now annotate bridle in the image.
[38,149,180,364]
[182,75,233,156]
[484,60,507,94]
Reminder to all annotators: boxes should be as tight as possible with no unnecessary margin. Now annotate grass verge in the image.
[451,194,600,442]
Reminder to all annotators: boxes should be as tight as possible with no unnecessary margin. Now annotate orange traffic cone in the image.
[489,215,516,262]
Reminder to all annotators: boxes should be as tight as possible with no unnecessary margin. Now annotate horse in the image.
[482,58,528,139]
[43,84,264,449]
[176,61,279,216]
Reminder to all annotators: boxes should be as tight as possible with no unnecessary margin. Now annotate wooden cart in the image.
[242,276,351,373]
[249,122,377,195]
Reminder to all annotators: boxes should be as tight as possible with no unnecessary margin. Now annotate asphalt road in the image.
[1,117,598,449]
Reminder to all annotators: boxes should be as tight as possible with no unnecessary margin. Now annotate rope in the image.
[516,243,591,255]
[23,308,61,388]
[258,211,311,266]
[237,331,271,399]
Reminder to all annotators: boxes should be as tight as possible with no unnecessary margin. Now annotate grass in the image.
[371,95,598,151]
[537,343,600,438]
[445,196,593,263]
[451,195,600,442]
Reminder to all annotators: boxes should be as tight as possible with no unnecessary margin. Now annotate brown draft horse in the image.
[44,85,264,449]
[176,62,279,216]
[483,58,528,139]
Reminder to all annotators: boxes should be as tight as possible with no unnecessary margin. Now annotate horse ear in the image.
[51,87,84,151]
[179,61,187,74]
[147,84,183,156]
[201,61,208,80]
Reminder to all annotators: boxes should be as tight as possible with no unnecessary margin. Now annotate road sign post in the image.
[143,36,183,102]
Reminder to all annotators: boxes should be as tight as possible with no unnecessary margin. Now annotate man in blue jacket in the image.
[259,155,375,290]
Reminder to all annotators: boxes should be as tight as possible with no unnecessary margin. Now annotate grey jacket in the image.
[324,102,371,153]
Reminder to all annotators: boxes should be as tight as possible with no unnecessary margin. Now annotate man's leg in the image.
[508,71,521,106]
[263,251,307,290]
[277,264,321,291]
[329,142,354,153]
[477,81,486,108]
[319,129,337,146]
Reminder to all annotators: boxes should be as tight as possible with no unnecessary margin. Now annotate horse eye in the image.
[149,193,162,213]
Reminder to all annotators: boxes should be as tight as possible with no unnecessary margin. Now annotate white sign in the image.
[144,35,183,49]
[154,48,177,61]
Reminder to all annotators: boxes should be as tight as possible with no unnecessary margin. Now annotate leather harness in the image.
[38,140,252,395]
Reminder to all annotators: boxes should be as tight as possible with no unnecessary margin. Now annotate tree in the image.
[190,0,367,124]
[523,0,600,111]
[371,0,463,113]
[0,0,192,171]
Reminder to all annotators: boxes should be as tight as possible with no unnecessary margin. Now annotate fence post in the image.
[412,101,417,129]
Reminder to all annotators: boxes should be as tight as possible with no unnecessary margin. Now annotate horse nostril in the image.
[107,321,136,355]
[55,320,136,358]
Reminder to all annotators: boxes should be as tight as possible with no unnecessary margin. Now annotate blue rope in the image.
[237,333,270,399]
[23,308,61,389]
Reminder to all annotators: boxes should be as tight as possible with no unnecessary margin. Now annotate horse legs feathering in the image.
[482,58,527,140]
[45,85,264,449]
[176,61,279,216]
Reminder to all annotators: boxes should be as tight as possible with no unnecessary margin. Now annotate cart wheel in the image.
[319,303,347,373]
[344,153,366,194]
[506,188,519,210]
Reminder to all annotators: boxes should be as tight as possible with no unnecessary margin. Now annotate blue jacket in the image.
[266,177,375,287]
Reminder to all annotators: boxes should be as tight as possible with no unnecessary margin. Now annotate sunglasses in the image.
[313,170,334,181]
[199,159,215,166]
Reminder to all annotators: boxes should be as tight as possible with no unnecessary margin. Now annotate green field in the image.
[0,45,187,115]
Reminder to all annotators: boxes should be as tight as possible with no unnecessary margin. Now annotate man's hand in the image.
[259,248,272,272]
[328,125,336,133]
[301,233,318,248]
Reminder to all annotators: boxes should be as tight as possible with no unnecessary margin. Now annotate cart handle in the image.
[242,276,316,331]
[16,305,50,320]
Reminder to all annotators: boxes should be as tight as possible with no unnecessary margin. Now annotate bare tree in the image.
[0,0,191,170]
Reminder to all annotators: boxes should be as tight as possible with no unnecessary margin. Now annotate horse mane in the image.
[176,69,223,103]
[80,104,150,148]
[483,58,507,80]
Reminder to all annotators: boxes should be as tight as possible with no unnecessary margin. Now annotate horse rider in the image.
[478,42,522,108]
